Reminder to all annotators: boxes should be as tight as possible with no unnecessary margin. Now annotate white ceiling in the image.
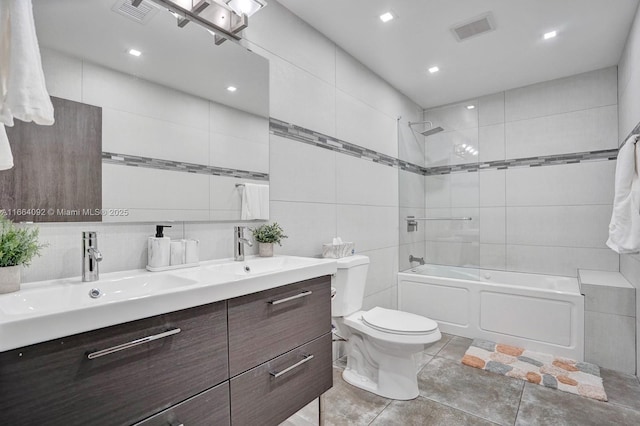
[277,0,640,109]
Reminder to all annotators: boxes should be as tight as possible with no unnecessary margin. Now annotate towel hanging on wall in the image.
[240,183,269,220]
[606,134,640,254]
[0,0,54,171]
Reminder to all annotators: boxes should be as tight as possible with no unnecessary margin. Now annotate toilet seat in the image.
[362,307,438,335]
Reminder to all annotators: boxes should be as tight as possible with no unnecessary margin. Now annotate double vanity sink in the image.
[0,255,338,425]
[0,255,337,352]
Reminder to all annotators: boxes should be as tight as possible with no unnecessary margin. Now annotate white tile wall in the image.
[102,164,210,221]
[479,207,506,244]
[269,201,337,257]
[505,67,617,122]
[102,108,209,164]
[506,161,616,206]
[506,205,612,248]
[361,246,398,297]
[335,90,397,157]
[269,135,336,204]
[479,169,506,207]
[270,56,336,137]
[336,156,398,207]
[336,205,398,252]
[399,170,425,208]
[479,244,506,270]
[506,245,618,276]
[478,93,505,126]
[505,105,618,158]
[478,123,505,162]
[83,63,210,130]
[585,311,636,374]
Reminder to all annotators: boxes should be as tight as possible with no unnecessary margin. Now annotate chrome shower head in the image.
[420,126,444,136]
[408,120,445,137]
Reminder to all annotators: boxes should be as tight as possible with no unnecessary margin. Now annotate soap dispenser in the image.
[147,225,171,270]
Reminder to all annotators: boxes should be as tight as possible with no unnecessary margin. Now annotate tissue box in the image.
[322,242,355,258]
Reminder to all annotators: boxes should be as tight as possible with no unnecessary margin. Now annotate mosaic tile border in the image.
[102,152,269,181]
[270,118,619,177]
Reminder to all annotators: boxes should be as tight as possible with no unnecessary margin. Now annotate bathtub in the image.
[398,264,584,360]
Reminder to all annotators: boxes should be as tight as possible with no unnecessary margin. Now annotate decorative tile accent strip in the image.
[102,152,269,181]
[270,118,619,177]
[423,149,619,176]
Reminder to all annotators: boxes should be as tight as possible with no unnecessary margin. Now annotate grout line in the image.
[512,382,527,426]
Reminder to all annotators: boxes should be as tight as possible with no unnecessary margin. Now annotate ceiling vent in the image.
[111,0,158,25]
[451,12,495,42]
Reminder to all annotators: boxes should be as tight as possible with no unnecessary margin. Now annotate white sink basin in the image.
[0,255,337,351]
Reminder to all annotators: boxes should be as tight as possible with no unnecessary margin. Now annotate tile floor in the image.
[315,334,640,426]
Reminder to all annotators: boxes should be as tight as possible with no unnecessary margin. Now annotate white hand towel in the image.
[0,0,54,127]
[0,124,13,170]
[240,183,270,220]
[606,134,640,254]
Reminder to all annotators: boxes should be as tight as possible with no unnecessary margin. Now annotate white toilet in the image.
[332,255,441,400]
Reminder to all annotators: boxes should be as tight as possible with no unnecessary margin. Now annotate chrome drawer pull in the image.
[270,354,314,378]
[269,290,312,305]
[87,328,181,360]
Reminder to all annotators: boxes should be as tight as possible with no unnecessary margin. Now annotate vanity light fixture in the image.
[226,0,266,17]
[428,66,439,74]
[227,86,237,92]
[128,48,142,57]
[380,12,394,23]
[136,0,266,45]
[544,30,557,40]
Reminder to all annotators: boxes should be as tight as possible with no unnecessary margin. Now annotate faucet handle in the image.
[89,248,103,262]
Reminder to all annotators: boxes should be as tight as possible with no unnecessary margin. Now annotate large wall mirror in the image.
[1,0,269,223]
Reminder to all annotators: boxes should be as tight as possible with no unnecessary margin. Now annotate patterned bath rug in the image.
[461,339,607,402]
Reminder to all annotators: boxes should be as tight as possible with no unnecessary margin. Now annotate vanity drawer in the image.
[0,301,228,426]
[135,382,230,426]
[228,275,331,376]
[230,333,332,426]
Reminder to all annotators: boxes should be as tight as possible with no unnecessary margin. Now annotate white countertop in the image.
[0,255,337,352]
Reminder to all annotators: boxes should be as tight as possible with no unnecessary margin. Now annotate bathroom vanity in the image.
[0,256,336,425]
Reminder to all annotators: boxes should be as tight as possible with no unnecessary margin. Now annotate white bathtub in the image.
[398,264,584,360]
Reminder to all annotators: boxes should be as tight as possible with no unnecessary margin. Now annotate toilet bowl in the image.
[332,255,441,400]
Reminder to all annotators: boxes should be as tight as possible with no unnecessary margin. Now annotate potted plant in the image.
[251,223,287,257]
[0,212,46,293]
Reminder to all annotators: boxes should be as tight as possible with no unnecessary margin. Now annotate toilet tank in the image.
[331,255,370,317]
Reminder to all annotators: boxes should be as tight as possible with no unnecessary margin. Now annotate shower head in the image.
[408,121,444,137]
[420,126,444,136]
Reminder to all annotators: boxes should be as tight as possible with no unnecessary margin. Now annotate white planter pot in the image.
[0,265,21,294]
[258,242,274,257]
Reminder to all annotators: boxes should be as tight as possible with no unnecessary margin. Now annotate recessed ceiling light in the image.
[380,12,394,23]
[543,30,557,40]
[128,48,142,57]
[428,66,439,74]
[227,86,237,92]
[466,105,475,110]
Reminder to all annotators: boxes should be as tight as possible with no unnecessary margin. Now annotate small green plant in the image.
[0,212,47,267]
[251,222,288,246]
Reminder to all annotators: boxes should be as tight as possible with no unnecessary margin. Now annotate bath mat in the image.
[461,339,607,402]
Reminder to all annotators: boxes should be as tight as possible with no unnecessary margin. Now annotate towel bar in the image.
[406,215,472,232]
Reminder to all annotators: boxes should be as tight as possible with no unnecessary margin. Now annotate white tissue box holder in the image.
[322,242,355,258]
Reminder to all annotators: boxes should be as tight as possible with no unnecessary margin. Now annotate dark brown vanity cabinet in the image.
[0,275,333,426]
[0,301,229,426]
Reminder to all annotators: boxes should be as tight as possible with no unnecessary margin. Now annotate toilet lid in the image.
[361,307,438,335]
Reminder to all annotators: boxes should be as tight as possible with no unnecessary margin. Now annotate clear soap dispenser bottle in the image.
[147,225,171,269]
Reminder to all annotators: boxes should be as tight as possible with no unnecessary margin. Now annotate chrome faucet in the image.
[409,255,425,266]
[234,226,253,261]
[82,231,103,282]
